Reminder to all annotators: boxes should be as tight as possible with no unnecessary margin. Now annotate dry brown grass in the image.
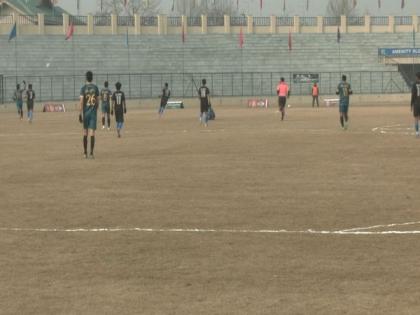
[1,103,420,314]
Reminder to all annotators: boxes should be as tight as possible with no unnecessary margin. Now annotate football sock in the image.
[415,121,419,132]
[107,115,111,127]
[102,117,105,127]
[90,136,95,154]
[340,116,344,127]
[83,136,88,154]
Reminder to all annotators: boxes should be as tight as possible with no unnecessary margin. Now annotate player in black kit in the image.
[111,82,127,138]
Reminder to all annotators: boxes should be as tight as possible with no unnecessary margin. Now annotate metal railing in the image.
[187,16,201,26]
[141,16,157,26]
[230,16,247,26]
[323,16,340,26]
[69,15,87,26]
[371,16,388,25]
[0,15,13,24]
[276,17,294,26]
[44,15,63,25]
[117,16,135,26]
[207,16,224,26]
[18,15,38,25]
[300,17,317,26]
[1,71,409,104]
[395,16,412,25]
[93,16,111,26]
[254,17,270,26]
[347,16,365,26]
[168,16,181,26]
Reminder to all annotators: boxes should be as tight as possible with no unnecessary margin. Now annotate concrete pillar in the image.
[224,15,230,33]
[134,14,141,35]
[38,13,45,35]
[317,16,323,33]
[201,15,207,34]
[413,15,418,32]
[87,15,93,35]
[247,16,253,34]
[270,15,276,34]
[388,16,394,33]
[158,15,167,35]
[364,15,370,33]
[293,16,300,33]
[181,15,187,35]
[340,15,347,33]
[111,14,117,35]
[63,14,69,35]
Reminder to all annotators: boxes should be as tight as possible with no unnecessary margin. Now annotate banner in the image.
[293,73,319,83]
[43,103,66,112]
[379,48,420,57]
[248,99,268,108]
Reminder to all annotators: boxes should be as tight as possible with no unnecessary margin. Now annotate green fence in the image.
[1,71,410,104]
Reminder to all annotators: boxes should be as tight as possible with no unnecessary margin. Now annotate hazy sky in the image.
[58,0,420,16]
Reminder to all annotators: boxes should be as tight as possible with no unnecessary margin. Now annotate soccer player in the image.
[79,71,99,159]
[411,72,420,137]
[312,82,319,108]
[158,83,171,118]
[198,79,210,127]
[111,82,127,138]
[100,81,112,130]
[13,84,24,120]
[276,77,289,121]
[26,84,35,123]
[336,75,353,130]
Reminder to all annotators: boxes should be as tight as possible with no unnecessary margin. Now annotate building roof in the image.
[1,0,68,16]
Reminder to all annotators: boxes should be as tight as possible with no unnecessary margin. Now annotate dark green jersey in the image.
[100,88,112,103]
[336,82,352,99]
[80,83,99,114]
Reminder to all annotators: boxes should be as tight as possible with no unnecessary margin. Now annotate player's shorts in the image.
[101,102,110,114]
[200,99,209,113]
[83,111,97,130]
[16,100,23,109]
[115,109,124,123]
[278,96,286,109]
[413,104,420,117]
[339,98,349,113]
[27,103,34,111]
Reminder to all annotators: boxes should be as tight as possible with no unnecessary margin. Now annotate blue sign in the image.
[379,48,420,56]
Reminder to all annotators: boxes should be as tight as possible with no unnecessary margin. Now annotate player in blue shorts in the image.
[336,75,353,130]
[13,84,24,120]
[79,71,100,159]
[100,81,112,130]
[111,82,127,138]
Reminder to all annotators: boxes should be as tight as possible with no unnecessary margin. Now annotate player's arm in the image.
[123,93,127,114]
[335,85,340,95]
[111,93,115,115]
[349,84,353,95]
[411,84,416,111]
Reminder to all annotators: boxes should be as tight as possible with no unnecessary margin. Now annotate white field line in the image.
[2,221,420,235]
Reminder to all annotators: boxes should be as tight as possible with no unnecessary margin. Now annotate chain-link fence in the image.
[1,71,410,104]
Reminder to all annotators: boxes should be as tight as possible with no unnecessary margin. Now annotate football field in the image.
[1,103,420,314]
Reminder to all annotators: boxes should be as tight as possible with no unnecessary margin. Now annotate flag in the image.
[353,0,357,8]
[65,22,74,40]
[171,0,175,11]
[401,0,405,9]
[337,27,341,43]
[288,30,292,51]
[378,0,381,9]
[181,24,185,43]
[8,23,16,42]
[239,26,244,48]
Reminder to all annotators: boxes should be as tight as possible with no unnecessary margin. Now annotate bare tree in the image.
[326,0,357,17]
[97,0,161,16]
[173,0,237,17]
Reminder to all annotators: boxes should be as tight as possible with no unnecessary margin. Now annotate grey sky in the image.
[58,0,420,16]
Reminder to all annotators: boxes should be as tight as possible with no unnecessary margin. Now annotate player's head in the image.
[280,77,285,82]
[342,75,347,81]
[164,82,168,87]
[104,81,108,88]
[85,71,93,83]
[202,79,206,85]
[314,82,317,86]
[16,84,20,89]
[115,82,122,91]
[28,84,32,89]
[416,72,420,81]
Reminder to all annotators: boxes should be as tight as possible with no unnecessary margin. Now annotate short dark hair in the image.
[342,75,347,81]
[104,81,108,87]
[16,84,20,89]
[28,84,32,89]
[280,77,285,82]
[115,82,122,90]
[86,71,93,82]
[202,79,206,85]
[416,72,420,80]
[164,82,168,87]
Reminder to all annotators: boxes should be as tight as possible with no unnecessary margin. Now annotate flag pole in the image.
[14,35,18,83]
